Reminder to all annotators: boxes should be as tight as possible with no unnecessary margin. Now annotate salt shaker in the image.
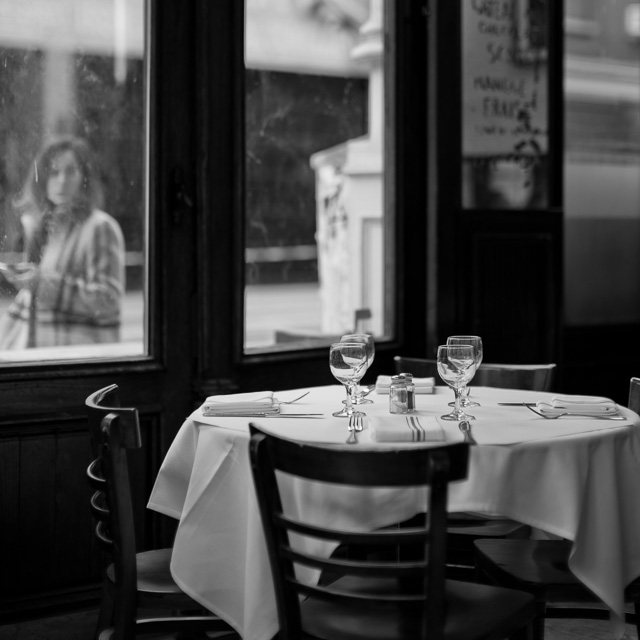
[389,375,409,414]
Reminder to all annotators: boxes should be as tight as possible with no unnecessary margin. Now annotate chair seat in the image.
[300,577,536,640]
[98,617,238,640]
[446,517,530,577]
[106,547,209,612]
[448,517,529,539]
[105,548,182,595]
[474,539,640,602]
[474,539,585,595]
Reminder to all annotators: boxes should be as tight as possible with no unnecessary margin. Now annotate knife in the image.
[497,402,537,406]
[202,412,324,418]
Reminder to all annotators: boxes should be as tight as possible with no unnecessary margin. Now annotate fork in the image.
[524,404,625,420]
[458,420,477,444]
[346,414,358,444]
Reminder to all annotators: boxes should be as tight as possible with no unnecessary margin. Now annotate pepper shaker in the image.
[401,372,416,411]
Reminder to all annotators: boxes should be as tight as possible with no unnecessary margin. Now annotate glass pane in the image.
[244,0,390,352]
[0,0,146,362]
[564,0,640,325]
[461,0,549,209]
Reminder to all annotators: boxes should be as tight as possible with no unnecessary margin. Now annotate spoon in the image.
[459,420,477,444]
[360,384,376,397]
[279,391,310,404]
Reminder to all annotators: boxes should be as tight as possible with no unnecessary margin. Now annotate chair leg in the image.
[510,620,534,640]
[95,579,114,640]
[532,602,546,640]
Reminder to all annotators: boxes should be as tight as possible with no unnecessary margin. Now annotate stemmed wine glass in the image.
[339,333,375,404]
[329,342,368,418]
[436,344,477,421]
[447,335,483,407]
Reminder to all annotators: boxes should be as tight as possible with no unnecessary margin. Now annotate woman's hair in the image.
[17,135,104,219]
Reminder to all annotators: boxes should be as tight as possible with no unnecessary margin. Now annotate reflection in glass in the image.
[0,136,125,349]
[244,0,390,352]
[0,0,146,361]
[461,0,548,209]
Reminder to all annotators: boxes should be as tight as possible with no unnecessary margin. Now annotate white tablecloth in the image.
[148,384,640,640]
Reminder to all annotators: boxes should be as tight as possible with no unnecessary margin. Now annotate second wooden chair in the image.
[86,384,238,640]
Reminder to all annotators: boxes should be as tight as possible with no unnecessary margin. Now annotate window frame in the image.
[193,0,429,396]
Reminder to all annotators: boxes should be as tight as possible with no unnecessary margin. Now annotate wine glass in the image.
[339,333,375,404]
[329,342,368,418]
[447,335,483,407]
[436,344,476,421]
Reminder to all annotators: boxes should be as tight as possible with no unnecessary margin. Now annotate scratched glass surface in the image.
[243,0,391,352]
[563,0,640,327]
[461,0,549,209]
[0,0,146,363]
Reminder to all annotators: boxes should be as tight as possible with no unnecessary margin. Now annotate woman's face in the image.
[46,150,83,207]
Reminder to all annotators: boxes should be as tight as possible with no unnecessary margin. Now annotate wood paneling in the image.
[0,411,162,615]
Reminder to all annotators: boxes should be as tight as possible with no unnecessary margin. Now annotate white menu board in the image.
[462,0,548,157]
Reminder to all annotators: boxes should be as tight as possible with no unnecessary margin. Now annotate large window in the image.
[0,0,146,362]
[564,0,640,327]
[243,0,392,353]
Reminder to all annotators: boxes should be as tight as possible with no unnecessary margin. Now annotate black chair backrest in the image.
[249,423,469,640]
[393,355,439,379]
[86,384,142,638]
[473,363,556,391]
[394,356,556,391]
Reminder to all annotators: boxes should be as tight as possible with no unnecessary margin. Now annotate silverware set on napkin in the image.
[498,401,626,420]
[202,390,325,418]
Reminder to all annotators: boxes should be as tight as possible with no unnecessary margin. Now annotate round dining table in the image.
[147,384,640,640]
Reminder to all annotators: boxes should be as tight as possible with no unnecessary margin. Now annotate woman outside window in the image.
[0,135,125,348]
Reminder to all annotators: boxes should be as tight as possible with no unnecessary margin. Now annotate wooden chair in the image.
[248,423,536,640]
[474,363,556,392]
[393,356,556,392]
[472,376,640,640]
[275,309,373,345]
[393,356,554,576]
[86,384,238,640]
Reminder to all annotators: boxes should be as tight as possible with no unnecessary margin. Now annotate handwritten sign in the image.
[463,0,547,157]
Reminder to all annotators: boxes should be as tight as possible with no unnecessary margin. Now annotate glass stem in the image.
[454,386,463,415]
[345,383,355,415]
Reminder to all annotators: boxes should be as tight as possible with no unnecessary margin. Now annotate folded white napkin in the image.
[375,375,436,394]
[202,391,280,416]
[370,415,444,442]
[536,395,619,416]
